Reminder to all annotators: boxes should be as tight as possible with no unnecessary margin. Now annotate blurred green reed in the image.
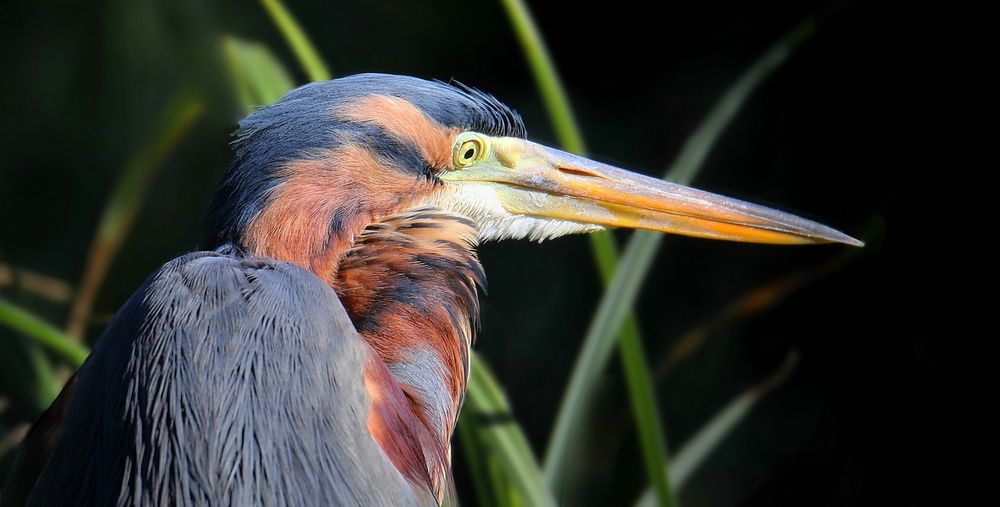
[496,1,673,503]
[222,36,296,114]
[501,1,817,504]
[258,0,331,82]
[64,90,204,341]
[0,300,87,368]
[530,17,817,505]
[0,299,76,406]
[0,1,841,505]
[636,351,800,507]
[462,359,556,507]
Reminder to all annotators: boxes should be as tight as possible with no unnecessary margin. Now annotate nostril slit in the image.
[556,166,604,179]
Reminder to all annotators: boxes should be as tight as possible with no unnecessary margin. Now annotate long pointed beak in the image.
[442,138,862,246]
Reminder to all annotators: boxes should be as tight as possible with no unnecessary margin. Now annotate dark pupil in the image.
[464,148,475,160]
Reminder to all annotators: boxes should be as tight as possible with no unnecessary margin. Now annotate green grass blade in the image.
[457,414,502,507]
[64,90,203,341]
[619,325,676,506]
[543,228,666,491]
[24,337,61,406]
[221,35,296,112]
[662,18,814,186]
[1,299,89,367]
[635,351,799,507]
[462,354,556,507]
[497,0,585,154]
[497,2,670,501]
[491,0,642,338]
[258,0,331,82]
[541,18,816,496]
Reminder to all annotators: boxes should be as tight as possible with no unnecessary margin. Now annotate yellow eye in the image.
[453,133,486,168]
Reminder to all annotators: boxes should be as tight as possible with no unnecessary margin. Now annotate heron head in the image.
[206,73,858,280]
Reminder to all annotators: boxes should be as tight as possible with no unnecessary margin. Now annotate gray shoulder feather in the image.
[21,252,432,506]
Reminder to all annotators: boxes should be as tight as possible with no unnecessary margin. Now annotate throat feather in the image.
[334,207,483,496]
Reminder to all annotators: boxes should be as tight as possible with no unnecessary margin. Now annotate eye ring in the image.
[453,133,486,168]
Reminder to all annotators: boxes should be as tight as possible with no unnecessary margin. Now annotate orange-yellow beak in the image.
[439,137,862,246]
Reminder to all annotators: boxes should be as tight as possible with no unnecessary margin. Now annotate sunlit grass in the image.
[258,0,331,82]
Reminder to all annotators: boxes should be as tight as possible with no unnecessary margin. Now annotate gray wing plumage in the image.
[8,252,431,506]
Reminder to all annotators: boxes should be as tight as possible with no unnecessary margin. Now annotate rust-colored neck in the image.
[335,208,482,500]
[243,145,437,283]
[246,173,481,499]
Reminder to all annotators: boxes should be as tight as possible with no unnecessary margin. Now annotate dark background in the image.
[0,0,910,505]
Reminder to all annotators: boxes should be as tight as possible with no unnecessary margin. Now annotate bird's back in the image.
[5,252,431,506]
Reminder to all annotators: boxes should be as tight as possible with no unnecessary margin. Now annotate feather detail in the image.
[335,207,483,501]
